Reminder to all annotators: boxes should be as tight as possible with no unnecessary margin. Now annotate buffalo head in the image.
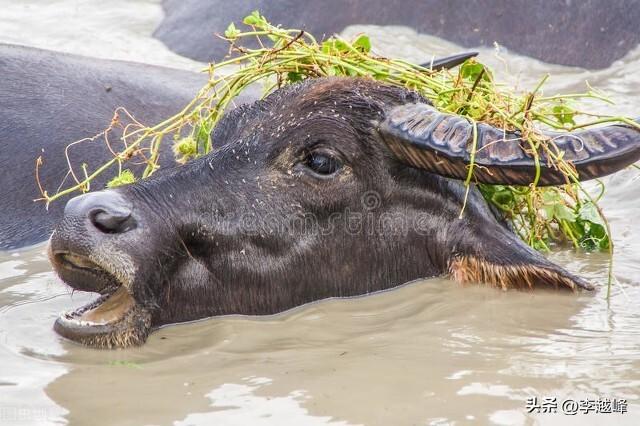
[48,77,640,347]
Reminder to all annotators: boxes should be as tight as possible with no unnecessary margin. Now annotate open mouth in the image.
[52,252,151,348]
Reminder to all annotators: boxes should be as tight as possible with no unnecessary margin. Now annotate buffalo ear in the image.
[446,221,593,291]
[449,255,593,291]
[378,103,640,186]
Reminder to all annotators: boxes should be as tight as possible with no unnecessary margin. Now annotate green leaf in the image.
[459,60,492,82]
[323,65,341,77]
[243,10,265,27]
[172,137,198,164]
[287,71,304,83]
[552,104,576,126]
[533,239,551,252]
[541,190,559,219]
[598,232,610,250]
[478,184,518,212]
[491,189,515,210]
[540,189,575,222]
[578,222,609,251]
[353,34,371,53]
[224,22,240,39]
[541,189,560,204]
[578,202,603,225]
[576,202,609,251]
[554,204,575,222]
[107,169,136,188]
[321,39,350,54]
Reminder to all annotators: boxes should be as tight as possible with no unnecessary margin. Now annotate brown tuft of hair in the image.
[448,255,583,291]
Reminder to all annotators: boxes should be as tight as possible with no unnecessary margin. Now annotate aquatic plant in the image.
[37,11,639,295]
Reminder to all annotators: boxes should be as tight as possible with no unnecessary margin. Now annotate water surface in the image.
[1,2,639,425]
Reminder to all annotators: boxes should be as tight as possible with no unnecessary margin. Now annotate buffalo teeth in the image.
[58,314,108,327]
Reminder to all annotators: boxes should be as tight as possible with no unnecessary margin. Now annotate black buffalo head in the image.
[48,77,640,348]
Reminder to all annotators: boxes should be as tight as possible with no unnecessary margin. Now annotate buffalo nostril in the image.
[90,209,136,234]
[64,191,136,235]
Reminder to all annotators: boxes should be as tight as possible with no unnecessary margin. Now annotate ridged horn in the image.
[379,103,640,186]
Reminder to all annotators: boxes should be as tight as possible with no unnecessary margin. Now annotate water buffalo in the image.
[0,44,208,250]
[48,77,640,348]
[155,0,640,68]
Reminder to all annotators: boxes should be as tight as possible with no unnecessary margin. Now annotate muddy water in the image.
[1,2,639,425]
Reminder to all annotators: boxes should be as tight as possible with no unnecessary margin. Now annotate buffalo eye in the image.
[304,151,342,176]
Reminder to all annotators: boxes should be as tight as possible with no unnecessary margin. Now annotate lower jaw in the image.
[54,287,153,349]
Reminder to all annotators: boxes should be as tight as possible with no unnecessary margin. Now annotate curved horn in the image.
[421,52,478,71]
[379,103,640,186]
